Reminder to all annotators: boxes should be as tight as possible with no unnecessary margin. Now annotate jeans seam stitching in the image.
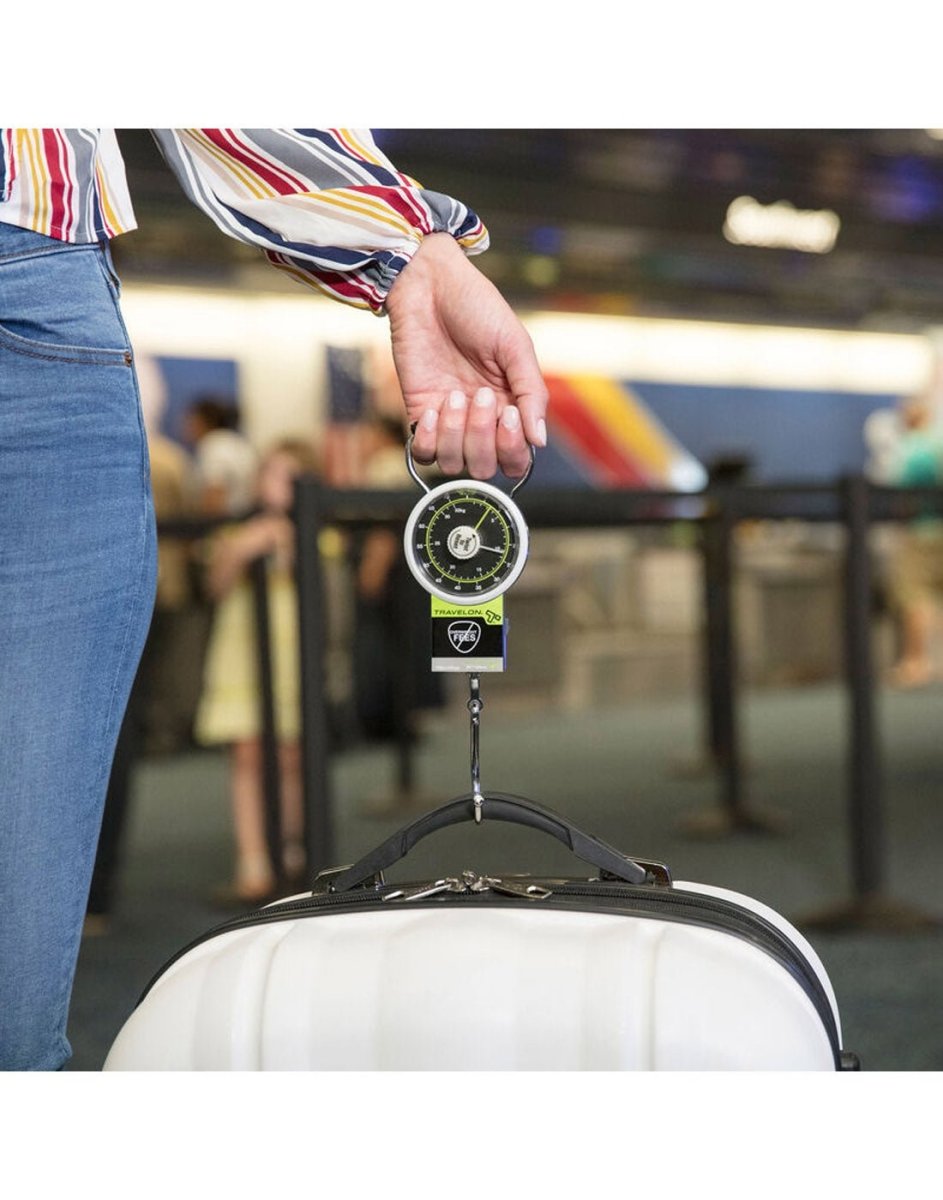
[92,251,153,804]
[0,242,96,266]
[93,246,132,353]
[52,385,153,1073]
[93,420,153,801]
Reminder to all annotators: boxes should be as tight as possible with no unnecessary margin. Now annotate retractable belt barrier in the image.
[159,478,943,932]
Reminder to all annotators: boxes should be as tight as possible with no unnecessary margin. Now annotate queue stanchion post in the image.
[248,553,284,889]
[680,485,785,836]
[361,552,432,816]
[293,475,335,875]
[845,473,885,901]
[702,512,727,772]
[799,474,938,932]
[668,510,727,782]
[390,562,418,798]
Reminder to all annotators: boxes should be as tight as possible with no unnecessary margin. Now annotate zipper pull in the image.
[382,877,465,903]
[464,871,553,901]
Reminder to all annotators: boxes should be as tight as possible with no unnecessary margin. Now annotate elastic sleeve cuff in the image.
[373,217,490,310]
[264,188,489,315]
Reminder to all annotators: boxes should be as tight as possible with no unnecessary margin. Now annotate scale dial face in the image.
[403,478,529,604]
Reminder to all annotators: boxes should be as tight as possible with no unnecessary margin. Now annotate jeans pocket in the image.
[0,243,132,366]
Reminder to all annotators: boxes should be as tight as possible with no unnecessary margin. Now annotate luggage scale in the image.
[402,433,534,823]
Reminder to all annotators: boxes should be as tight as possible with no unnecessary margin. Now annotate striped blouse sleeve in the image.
[150,129,489,314]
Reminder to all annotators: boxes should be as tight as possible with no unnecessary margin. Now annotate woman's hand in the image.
[385,233,548,480]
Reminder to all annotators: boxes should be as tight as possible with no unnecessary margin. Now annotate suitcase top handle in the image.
[330,792,658,893]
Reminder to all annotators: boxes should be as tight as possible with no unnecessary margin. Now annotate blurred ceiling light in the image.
[525,311,931,394]
[121,282,932,402]
[723,195,841,254]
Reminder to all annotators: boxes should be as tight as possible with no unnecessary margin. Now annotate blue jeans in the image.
[0,222,156,1070]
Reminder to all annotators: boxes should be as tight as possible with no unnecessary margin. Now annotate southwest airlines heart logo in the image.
[447,621,482,654]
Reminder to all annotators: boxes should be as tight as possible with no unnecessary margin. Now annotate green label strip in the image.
[431,596,504,625]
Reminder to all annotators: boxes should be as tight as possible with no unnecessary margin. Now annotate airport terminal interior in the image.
[59,129,943,1069]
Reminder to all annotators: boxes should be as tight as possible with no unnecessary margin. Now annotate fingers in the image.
[412,385,544,479]
[411,405,439,464]
[433,388,504,479]
[518,396,548,454]
[496,403,532,478]
[463,388,498,479]
[501,326,549,451]
[436,390,468,475]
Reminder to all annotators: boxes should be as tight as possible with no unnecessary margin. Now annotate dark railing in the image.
[159,479,943,931]
[291,477,943,931]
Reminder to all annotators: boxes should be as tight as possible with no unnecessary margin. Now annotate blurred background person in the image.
[183,394,258,518]
[352,413,444,750]
[888,393,943,688]
[863,407,904,486]
[194,438,321,906]
[137,358,201,755]
[347,412,447,816]
[177,394,260,745]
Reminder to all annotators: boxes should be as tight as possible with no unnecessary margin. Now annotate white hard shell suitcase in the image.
[104,792,859,1071]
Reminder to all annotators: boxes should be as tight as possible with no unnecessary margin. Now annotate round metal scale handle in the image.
[405,431,536,497]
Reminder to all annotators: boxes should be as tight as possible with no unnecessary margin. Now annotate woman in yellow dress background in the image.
[196,438,320,904]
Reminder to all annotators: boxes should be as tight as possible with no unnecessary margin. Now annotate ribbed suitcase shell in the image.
[104,881,841,1071]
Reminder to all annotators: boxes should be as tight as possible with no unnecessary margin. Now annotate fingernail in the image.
[474,388,495,407]
[501,406,521,429]
[421,408,438,430]
[535,418,547,447]
[448,391,466,410]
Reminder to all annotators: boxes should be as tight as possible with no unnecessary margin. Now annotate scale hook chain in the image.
[467,673,484,823]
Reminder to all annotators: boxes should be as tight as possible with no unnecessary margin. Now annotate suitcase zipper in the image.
[382,872,553,902]
[137,876,852,1067]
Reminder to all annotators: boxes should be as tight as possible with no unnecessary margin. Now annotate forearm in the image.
[207,523,271,599]
[207,542,247,600]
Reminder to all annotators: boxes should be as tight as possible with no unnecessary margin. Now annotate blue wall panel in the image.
[630,381,901,483]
